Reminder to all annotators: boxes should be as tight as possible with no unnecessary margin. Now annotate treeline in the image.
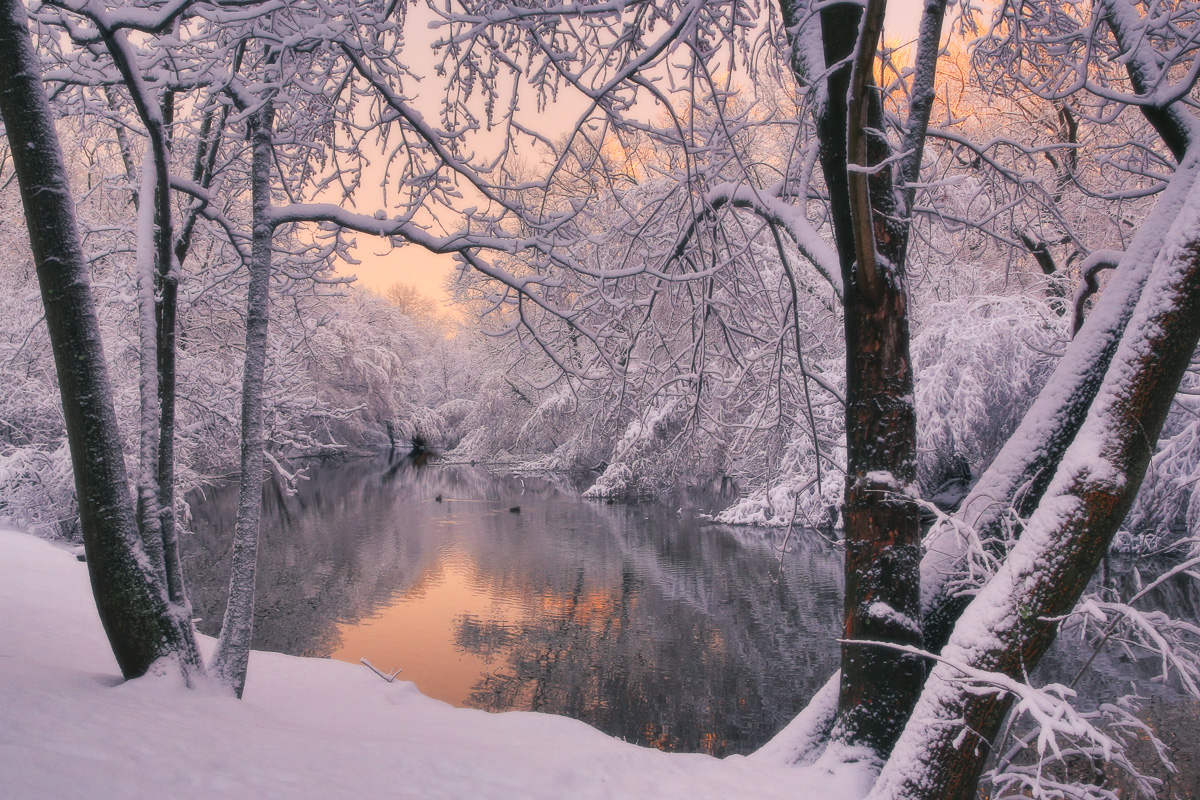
[0,150,471,536]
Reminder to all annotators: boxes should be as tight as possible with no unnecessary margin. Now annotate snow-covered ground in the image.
[0,528,868,799]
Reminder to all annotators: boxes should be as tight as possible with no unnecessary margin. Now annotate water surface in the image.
[184,454,843,756]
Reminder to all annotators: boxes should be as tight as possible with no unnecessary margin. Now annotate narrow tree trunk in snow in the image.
[0,0,201,681]
[156,85,184,608]
[98,21,191,612]
[211,101,275,698]
[134,151,168,589]
[156,175,186,608]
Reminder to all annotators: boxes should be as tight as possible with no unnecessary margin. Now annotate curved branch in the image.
[1070,250,1123,337]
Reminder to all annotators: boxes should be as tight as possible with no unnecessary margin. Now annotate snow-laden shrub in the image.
[911,295,1063,501]
[449,333,614,473]
[0,219,78,537]
[432,398,475,451]
[516,387,577,453]
[0,442,79,540]
[400,407,451,451]
[715,466,844,530]
[717,294,1062,527]
[455,372,541,458]
[583,397,690,500]
[714,351,846,528]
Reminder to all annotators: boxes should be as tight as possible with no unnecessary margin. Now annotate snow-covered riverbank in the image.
[0,528,867,799]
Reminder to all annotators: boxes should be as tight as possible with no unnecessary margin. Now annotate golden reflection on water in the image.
[329,547,522,705]
[324,537,738,756]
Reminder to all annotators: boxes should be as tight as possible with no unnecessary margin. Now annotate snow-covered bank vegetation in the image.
[6,153,1197,554]
[0,187,466,539]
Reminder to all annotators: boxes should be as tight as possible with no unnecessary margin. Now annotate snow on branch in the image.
[855,640,1127,770]
[690,182,842,299]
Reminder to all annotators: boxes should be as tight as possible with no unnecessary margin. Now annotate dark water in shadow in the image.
[183,454,843,756]
[182,453,1200,786]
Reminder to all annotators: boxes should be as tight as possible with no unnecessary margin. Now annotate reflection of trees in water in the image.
[184,457,1195,765]
[185,453,451,654]
[184,456,844,756]
[452,511,844,757]
[183,456,633,655]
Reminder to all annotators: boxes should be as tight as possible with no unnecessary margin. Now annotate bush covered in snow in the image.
[713,293,1063,526]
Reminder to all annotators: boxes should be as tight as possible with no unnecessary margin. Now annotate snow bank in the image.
[0,528,865,800]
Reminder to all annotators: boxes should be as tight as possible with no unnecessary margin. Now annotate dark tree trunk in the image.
[157,259,185,605]
[98,23,189,608]
[0,0,201,680]
[156,84,185,607]
[836,270,923,758]
[781,0,925,758]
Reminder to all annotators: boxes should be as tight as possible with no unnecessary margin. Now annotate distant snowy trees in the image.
[1,0,503,693]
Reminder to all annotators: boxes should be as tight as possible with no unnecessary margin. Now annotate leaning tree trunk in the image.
[754,152,1200,767]
[869,169,1200,800]
[210,100,275,698]
[0,0,202,681]
[920,151,1200,652]
[918,0,1200,650]
[759,0,1198,770]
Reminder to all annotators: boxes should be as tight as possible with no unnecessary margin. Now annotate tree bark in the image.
[789,0,925,758]
[211,100,275,698]
[133,150,169,590]
[156,85,184,609]
[0,0,201,681]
